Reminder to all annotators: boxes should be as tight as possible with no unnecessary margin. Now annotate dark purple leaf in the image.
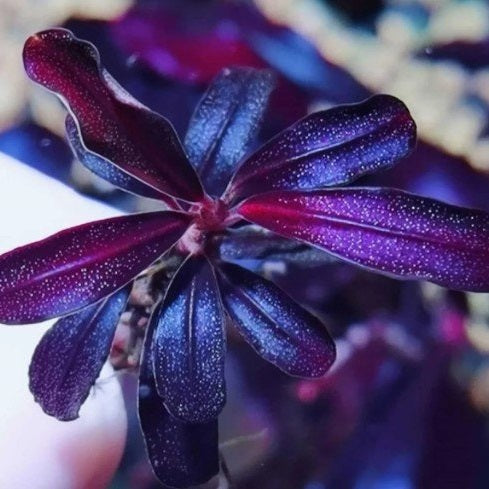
[139,300,219,488]
[184,68,274,197]
[154,255,225,423]
[214,226,334,268]
[29,286,130,421]
[110,4,265,85]
[224,95,416,204]
[23,29,204,203]
[216,262,335,377]
[0,123,72,183]
[237,188,489,291]
[421,38,489,70]
[65,115,178,206]
[0,211,190,324]
[371,141,489,212]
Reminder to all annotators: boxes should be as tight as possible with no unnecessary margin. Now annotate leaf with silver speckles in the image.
[24,29,204,203]
[153,255,226,423]
[185,67,274,197]
[139,301,219,488]
[237,188,489,291]
[225,95,416,204]
[29,286,130,421]
[217,262,335,377]
[65,115,177,206]
[0,211,190,324]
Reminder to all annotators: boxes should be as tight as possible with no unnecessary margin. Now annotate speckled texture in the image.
[0,211,190,324]
[217,262,335,377]
[184,67,274,197]
[139,301,218,489]
[226,95,416,203]
[23,29,204,203]
[154,256,226,423]
[13,28,489,487]
[65,115,169,202]
[28,286,130,421]
[238,188,489,291]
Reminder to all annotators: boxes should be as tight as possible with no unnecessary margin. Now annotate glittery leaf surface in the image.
[29,286,130,421]
[0,211,190,324]
[237,188,489,291]
[184,68,274,197]
[139,302,219,488]
[154,256,226,423]
[225,95,416,204]
[65,115,173,203]
[23,29,204,203]
[217,262,335,377]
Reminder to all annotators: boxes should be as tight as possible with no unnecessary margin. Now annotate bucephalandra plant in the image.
[1,28,489,488]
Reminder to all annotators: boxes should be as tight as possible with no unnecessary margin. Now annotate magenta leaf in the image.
[139,303,219,488]
[154,256,226,423]
[184,68,274,196]
[225,95,416,204]
[29,286,130,421]
[216,262,335,377]
[0,211,190,324]
[237,188,489,291]
[65,115,176,204]
[23,29,204,203]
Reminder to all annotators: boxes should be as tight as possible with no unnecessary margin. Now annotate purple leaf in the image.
[184,68,274,197]
[139,301,219,488]
[154,255,226,423]
[29,286,130,421]
[23,29,204,203]
[0,211,190,324]
[237,188,489,291]
[65,115,177,206]
[216,262,335,377]
[224,95,416,204]
[111,3,264,85]
[421,38,489,71]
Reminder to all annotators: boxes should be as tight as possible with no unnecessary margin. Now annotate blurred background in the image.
[2,0,489,488]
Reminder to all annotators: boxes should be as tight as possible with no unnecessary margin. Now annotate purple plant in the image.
[1,28,489,487]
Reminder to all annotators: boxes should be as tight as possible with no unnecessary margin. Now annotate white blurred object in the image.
[0,152,127,489]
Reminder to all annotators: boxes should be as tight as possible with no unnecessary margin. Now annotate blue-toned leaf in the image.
[66,115,178,205]
[224,95,416,204]
[216,263,335,377]
[214,226,335,269]
[154,256,225,423]
[247,25,370,103]
[29,286,130,421]
[184,68,274,197]
[138,301,219,488]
